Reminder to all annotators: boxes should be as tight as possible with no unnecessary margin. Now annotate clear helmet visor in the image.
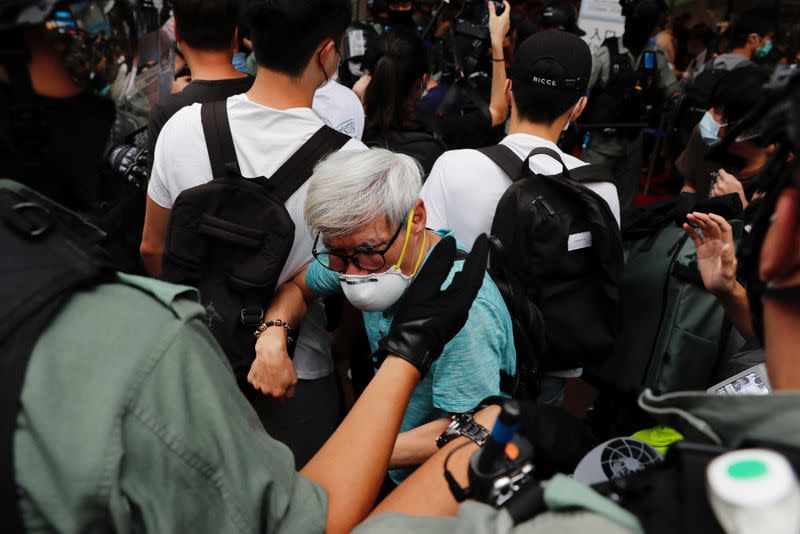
[38,0,139,101]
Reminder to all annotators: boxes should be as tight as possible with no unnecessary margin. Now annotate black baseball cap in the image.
[541,0,586,37]
[512,30,591,94]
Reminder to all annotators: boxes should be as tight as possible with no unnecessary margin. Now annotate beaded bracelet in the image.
[254,319,295,345]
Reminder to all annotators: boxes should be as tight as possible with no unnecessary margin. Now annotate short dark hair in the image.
[513,85,581,124]
[729,9,772,49]
[172,0,240,51]
[689,22,714,49]
[710,66,769,124]
[244,0,352,77]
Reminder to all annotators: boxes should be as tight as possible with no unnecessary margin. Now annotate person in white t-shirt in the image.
[421,30,621,407]
[140,0,365,468]
[313,78,365,140]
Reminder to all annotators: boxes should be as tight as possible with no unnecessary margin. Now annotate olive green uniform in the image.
[9,177,327,533]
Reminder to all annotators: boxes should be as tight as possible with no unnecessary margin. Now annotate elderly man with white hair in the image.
[248,148,516,484]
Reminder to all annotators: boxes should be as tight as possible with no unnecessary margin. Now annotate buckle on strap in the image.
[240,307,264,326]
[3,201,53,239]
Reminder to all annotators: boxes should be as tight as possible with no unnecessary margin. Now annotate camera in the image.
[440,0,505,78]
[454,0,505,41]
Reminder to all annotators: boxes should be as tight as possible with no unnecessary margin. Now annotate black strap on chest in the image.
[477,144,615,186]
[606,38,627,67]
[0,189,111,533]
[200,100,351,202]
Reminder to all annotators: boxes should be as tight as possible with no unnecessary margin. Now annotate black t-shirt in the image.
[146,77,254,159]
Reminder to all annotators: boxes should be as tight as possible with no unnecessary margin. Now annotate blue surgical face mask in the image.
[699,111,726,146]
[755,39,773,59]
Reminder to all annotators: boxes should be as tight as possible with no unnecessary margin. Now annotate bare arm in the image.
[684,212,754,340]
[375,405,501,517]
[487,1,510,127]
[247,268,318,399]
[301,357,422,533]
[140,195,171,277]
[389,417,451,469]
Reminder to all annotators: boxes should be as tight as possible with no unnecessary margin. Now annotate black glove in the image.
[376,233,490,377]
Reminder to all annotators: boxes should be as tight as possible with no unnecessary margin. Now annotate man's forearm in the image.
[301,357,420,534]
[374,405,501,517]
[267,279,310,326]
[389,417,450,469]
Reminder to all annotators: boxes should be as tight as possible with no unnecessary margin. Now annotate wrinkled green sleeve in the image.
[355,502,639,534]
[117,319,328,534]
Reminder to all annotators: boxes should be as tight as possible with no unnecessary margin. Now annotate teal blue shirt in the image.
[307,230,516,482]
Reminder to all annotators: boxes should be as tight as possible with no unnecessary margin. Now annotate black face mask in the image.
[623,16,658,55]
[0,59,115,212]
[387,9,415,29]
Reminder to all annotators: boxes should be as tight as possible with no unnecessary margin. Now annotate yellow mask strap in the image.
[393,207,415,271]
[410,230,427,276]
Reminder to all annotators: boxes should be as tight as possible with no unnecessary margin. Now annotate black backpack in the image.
[160,100,349,383]
[585,195,744,395]
[0,186,112,533]
[478,145,623,394]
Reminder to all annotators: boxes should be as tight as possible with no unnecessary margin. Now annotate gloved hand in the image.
[376,234,490,377]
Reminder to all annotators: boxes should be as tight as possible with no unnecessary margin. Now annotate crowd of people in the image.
[3,0,800,532]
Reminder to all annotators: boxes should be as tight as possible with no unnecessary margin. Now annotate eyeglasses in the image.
[312,221,406,274]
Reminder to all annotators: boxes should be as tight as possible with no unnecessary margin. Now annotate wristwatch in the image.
[436,413,490,448]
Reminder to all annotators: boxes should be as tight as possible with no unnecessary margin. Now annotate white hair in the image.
[304,148,423,239]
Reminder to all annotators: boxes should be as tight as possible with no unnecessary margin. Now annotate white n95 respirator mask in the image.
[339,211,427,312]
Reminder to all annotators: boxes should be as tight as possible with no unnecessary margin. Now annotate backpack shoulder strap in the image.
[201,100,240,178]
[0,189,110,533]
[603,36,619,54]
[524,147,615,186]
[569,163,616,187]
[269,126,351,202]
[476,144,527,182]
[523,146,570,176]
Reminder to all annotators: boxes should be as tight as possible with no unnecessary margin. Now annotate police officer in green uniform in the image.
[582,0,680,211]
